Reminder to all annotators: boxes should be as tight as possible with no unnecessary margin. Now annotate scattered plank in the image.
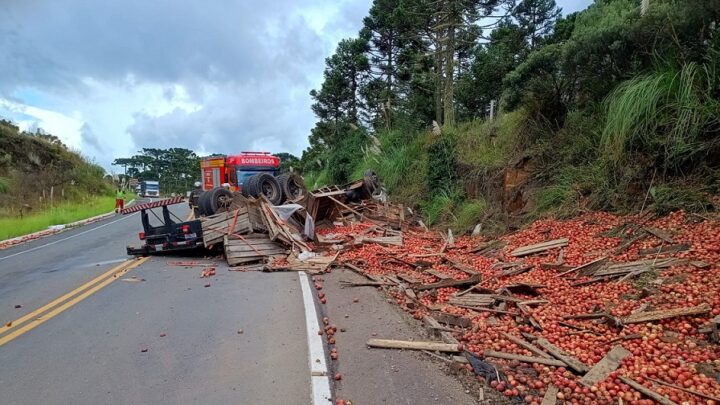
[366,338,460,352]
[483,350,566,366]
[423,316,459,344]
[414,274,481,291]
[541,385,558,405]
[458,305,519,316]
[499,332,552,359]
[621,303,711,324]
[535,338,590,374]
[557,256,608,277]
[430,311,472,328]
[448,294,495,307]
[638,243,691,256]
[502,264,534,277]
[425,269,452,280]
[619,376,678,405]
[469,240,505,255]
[643,227,675,244]
[511,238,568,257]
[690,260,711,269]
[444,257,479,275]
[648,377,720,403]
[580,345,631,386]
[614,233,648,255]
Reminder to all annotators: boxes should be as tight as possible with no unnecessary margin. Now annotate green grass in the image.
[602,63,720,168]
[452,198,487,232]
[0,195,116,240]
[302,169,331,191]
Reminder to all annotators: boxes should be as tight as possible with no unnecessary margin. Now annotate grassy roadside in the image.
[0,195,117,240]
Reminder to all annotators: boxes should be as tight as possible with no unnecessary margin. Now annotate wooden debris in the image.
[541,385,558,405]
[483,350,566,367]
[621,303,711,324]
[430,311,471,328]
[201,207,253,246]
[643,227,675,244]
[511,238,568,257]
[223,235,286,266]
[414,274,481,291]
[423,316,459,344]
[502,264,534,277]
[448,293,495,307]
[614,233,647,254]
[366,338,460,352]
[425,269,451,280]
[469,240,506,255]
[690,260,711,269]
[558,256,608,277]
[499,332,552,359]
[268,252,337,274]
[354,235,403,247]
[638,243,690,256]
[535,338,590,374]
[444,257,479,275]
[648,377,720,403]
[619,376,678,405]
[580,345,631,386]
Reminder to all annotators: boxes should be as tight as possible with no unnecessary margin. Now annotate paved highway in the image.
[0,203,317,404]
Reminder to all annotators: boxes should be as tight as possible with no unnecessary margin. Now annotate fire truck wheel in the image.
[247,173,282,205]
[277,173,306,202]
[209,187,233,214]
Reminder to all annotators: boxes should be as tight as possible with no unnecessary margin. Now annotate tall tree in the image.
[513,0,561,49]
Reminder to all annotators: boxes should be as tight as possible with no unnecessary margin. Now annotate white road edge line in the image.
[0,213,137,262]
[298,272,332,404]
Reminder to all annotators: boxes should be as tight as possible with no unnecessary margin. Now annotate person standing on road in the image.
[115,188,125,213]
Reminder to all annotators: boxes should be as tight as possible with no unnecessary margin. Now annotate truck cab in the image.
[140,180,160,198]
[200,152,280,192]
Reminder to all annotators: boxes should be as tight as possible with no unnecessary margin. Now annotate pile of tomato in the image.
[319,210,720,404]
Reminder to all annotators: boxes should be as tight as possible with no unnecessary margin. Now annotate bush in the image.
[452,198,487,232]
[649,185,714,215]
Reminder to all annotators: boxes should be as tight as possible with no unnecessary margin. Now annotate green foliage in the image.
[536,184,574,213]
[452,198,487,231]
[649,185,713,215]
[0,178,9,194]
[0,195,115,240]
[455,109,527,169]
[426,135,458,193]
[602,63,720,169]
[113,147,200,194]
[421,189,460,226]
[303,169,331,191]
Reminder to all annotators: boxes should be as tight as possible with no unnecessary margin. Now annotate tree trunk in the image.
[443,20,455,127]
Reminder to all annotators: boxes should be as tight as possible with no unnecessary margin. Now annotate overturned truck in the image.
[125,170,391,263]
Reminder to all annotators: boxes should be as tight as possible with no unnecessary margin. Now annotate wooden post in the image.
[641,0,649,15]
[489,99,496,121]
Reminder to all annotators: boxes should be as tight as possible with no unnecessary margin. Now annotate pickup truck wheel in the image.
[197,191,211,216]
[277,173,306,202]
[208,187,233,215]
[251,173,282,205]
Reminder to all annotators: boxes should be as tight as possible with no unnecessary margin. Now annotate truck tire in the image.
[197,190,211,216]
[276,173,306,202]
[240,175,257,198]
[246,173,282,205]
[207,187,233,215]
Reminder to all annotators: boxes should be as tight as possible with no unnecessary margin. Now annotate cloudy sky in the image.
[0,0,592,172]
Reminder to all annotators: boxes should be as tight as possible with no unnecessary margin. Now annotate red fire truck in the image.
[194,152,305,216]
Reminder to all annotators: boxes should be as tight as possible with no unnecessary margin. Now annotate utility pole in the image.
[489,100,496,121]
[641,0,649,15]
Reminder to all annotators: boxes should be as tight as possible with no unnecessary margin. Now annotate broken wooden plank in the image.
[648,377,720,403]
[448,294,495,307]
[483,350,566,367]
[469,240,505,254]
[414,274,481,291]
[458,305,519,316]
[425,269,451,280]
[557,256,608,277]
[422,316,459,344]
[638,243,691,256]
[499,332,552,359]
[502,264,534,277]
[580,345,631,386]
[541,385,558,405]
[511,238,568,257]
[690,260,711,269]
[366,338,460,352]
[444,257,479,275]
[614,233,647,254]
[431,311,471,328]
[621,303,710,324]
[619,376,678,405]
[643,227,675,244]
[535,338,590,374]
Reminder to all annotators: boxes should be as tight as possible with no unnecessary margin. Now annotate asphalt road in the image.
[0,202,313,404]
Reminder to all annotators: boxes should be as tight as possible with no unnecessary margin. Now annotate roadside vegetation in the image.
[298,0,720,234]
[0,120,113,239]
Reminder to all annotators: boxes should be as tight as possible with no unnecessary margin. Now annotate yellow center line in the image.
[0,257,149,347]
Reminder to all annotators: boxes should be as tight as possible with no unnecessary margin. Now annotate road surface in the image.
[0,202,317,404]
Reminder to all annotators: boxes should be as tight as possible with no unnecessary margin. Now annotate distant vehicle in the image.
[140,180,160,198]
[196,152,305,216]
